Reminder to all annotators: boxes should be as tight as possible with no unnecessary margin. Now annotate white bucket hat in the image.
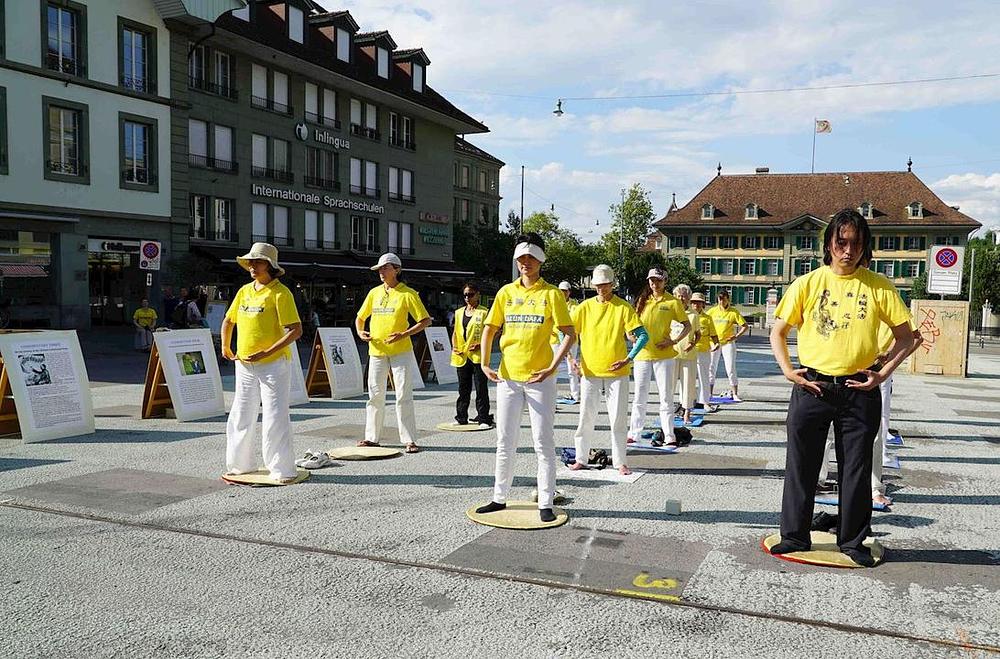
[237,242,284,277]
[647,268,665,280]
[558,281,572,291]
[591,264,615,286]
[690,292,707,304]
[370,252,403,271]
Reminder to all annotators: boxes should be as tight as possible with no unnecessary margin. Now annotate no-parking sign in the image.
[139,240,161,270]
[927,245,964,296]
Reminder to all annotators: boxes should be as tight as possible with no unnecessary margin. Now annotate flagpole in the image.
[811,118,816,173]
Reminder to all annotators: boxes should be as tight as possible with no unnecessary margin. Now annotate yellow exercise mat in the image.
[466,501,568,530]
[221,469,310,487]
[327,445,402,460]
[761,531,884,568]
[435,422,491,432]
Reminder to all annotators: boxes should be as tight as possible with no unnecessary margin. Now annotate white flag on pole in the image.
[815,119,832,134]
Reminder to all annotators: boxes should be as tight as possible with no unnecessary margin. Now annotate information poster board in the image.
[424,326,457,384]
[205,300,228,337]
[151,329,226,421]
[0,331,94,442]
[288,345,309,406]
[316,327,364,399]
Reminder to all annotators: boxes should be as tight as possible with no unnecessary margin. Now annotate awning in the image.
[0,264,49,278]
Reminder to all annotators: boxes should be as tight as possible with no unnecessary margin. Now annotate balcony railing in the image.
[122,167,156,184]
[349,123,380,141]
[304,239,341,250]
[304,111,341,129]
[390,246,415,256]
[252,234,294,247]
[389,192,416,204]
[121,75,148,93]
[251,165,294,183]
[188,153,238,173]
[251,95,292,115]
[350,242,380,255]
[389,136,416,150]
[190,227,239,243]
[349,184,380,198]
[188,76,238,100]
[304,175,340,191]
[46,159,86,176]
[46,52,83,76]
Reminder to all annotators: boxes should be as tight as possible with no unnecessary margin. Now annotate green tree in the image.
[615,251,704,300]
[521,210,592,287]
[910,235,1000,317]
[452,219,516,291]
[599,183,657,277]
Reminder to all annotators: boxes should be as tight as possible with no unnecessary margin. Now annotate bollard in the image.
[664,500,682,515]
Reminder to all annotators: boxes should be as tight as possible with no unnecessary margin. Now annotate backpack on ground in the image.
[674,426,693,447]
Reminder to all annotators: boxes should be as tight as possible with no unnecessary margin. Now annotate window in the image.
[461,165,470,188]
[305,210,318,248]
[0,87,8,175]
[213,125,233,170]
[935,235,960,246]
[120,20,155,93]
[388,221,413,255]
[745,203,758,220]
[697,235,716,249]
[719,235,738,249]
[215,198,233,241]
[350,99,379,139]
[460,199,470,222]
[700,260,711,274]
[742,235,760,250]
[403,116,413,149]
[903,236,925,250]
[44,98,88,183]
[859,201,873,219]
[799,236,815,251]
[388,167,415,203]
[322,88,337,126]
[478,170,487,192]
[252,203,267,240]
[668,236,689,249]
[905,261,920,277]
[745,287,756,305]
[412,63,424,92]
[272,206,289,245]
[701,204,713,220]
[366,217,378,250]
[272,71,289,113]
[377,47,389,78]
[365,160,377,196]
[763,236,783,250]
[273,139,289,174]
[45,2,86,77]
[766,260,779,276]
[796,259,813,275]
[722,260,734,276]
[322,212,336,249]
[305,147,338,189]
[252,134,267,169]
[387,220,398,251]
[288,5,304,43]
[189,43,205,83]
[349,158,378,196]
[120,114,157,191]
[879,261,895,278]
[188,119,207,160]
[907,201,923,219]
[191,195,208,238]
[336,27,350,62]
[214,51,231,95]
[251,63,267,106]
[352,215,378,252]
[878,236,900,251]
[741,259,756,275]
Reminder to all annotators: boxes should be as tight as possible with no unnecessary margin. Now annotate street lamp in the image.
[552,99,564,117]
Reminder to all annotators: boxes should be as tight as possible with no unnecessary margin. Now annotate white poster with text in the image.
[317,327,364,399]
[0,331,94,443]
[152,329,226,421]
[424,326,457,384]
[288,345,309,406]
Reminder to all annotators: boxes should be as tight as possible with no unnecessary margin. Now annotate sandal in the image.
[405,443,420,454]
[357,440,381,447]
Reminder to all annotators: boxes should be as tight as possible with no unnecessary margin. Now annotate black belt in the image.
[803,367,867,385]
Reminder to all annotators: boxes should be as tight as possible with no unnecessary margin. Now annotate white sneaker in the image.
[302,452,332,469]
[294,450,317,468]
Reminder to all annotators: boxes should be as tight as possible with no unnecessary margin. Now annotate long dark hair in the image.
[635,268,665,316]
[823,209,873,266]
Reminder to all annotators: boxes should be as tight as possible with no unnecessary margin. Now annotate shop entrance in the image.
[88,239,147,325]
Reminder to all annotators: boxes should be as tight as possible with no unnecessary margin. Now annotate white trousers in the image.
[695,351,712,405]
[492,377,557,509]
[565,355,581,400]
[709,342,738,390]
[628,358,675,441]
[366,351,419,445]
[871,374,893,496]
[676,358,697,410]
[577,375,630,468]
[226,358,296,479]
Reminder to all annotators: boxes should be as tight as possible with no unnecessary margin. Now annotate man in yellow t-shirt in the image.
[707,290,748,401]
[132,298,157,351]
[356,253,431,453]
[551,281,581,403]
[221,242,303,483]
[768,210,913,567]
[569,264,647,476]
[475,233,575,524]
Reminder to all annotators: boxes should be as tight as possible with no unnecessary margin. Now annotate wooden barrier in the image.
[141,342,173,418]
[908,299,969,377]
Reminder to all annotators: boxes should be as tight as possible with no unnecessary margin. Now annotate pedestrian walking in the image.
[476,233,575,523]
[451,282,493,427]
[132,298,157,351]
[708,290,748,401]
[768,209,913,566]
[221,243,303,483]
[569,264,648,475]
[356,252,431,454]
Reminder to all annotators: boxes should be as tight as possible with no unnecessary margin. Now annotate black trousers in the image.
[456,360,491,424]
[781,375,882,552]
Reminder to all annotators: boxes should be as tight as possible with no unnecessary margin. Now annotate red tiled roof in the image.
[655,171,982,229]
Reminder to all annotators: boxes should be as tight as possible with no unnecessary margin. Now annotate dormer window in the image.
[336,28,350,62]
[745,203,758,220]
[377,47,389,78]
[859,201,873,219]
[288,5,304,43]
[701,203,714,220]
[907,201,923,219]
[412,63,424,92]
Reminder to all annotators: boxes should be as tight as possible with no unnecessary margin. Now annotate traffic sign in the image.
[927,245,964,296]
[139,240,161,271]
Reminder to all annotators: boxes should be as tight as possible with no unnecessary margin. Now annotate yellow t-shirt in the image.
[708,304,746,344]
[673,310,700,361]
[451,305,488,367]
[485,277,572,382]
[551,299,579,344]
[225,280,301,364]
[693,312,719,352]
[357,282,430,358]
[775,265,911,376]
[635,293,687,361]
[133,307,157,328]
[877,322,894,355]
[572,295,643,378]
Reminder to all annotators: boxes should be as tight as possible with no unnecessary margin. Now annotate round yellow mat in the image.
[466,500,569,530]
[436,422,491,432]
[762,531,884,568]
[221,468,310,487]
[327,446,402,460]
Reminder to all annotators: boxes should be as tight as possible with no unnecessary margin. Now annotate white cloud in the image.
[931,173,1000,231]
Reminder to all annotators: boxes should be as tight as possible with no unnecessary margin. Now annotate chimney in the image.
[951,205,960,210]
[755,167,769,174]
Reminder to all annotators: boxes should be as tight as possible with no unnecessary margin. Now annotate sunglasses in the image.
[463,292,477,298]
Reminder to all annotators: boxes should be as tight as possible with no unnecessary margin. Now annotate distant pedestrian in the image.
[132,298,157,351]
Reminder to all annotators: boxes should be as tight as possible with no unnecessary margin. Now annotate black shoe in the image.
[810,512,838,532]
[539,508,556,523]
[815,480,838,495]
[842,548,877,567]
[476,501,506,514]
[769,539,810,554]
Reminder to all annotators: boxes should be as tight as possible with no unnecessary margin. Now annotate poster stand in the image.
[0,330,42,436]
[141,342,173,419]
[411,333,433,383]
[304,332,330,397]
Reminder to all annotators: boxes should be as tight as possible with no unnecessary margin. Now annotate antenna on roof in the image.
[907,157,913,172]
[717,162,722,177]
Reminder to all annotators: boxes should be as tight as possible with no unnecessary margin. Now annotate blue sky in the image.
[326,0,1000,239]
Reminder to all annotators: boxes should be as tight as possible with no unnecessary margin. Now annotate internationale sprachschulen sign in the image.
[251,184,384,214]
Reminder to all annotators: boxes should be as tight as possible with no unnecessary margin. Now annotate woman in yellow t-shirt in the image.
[671,284,701,426]
[626,267,690,446]
[132,298,157,352]
[221,243,303,483]
[689,292,720,413]
[450,282,492,427]
[708,290,748,401]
